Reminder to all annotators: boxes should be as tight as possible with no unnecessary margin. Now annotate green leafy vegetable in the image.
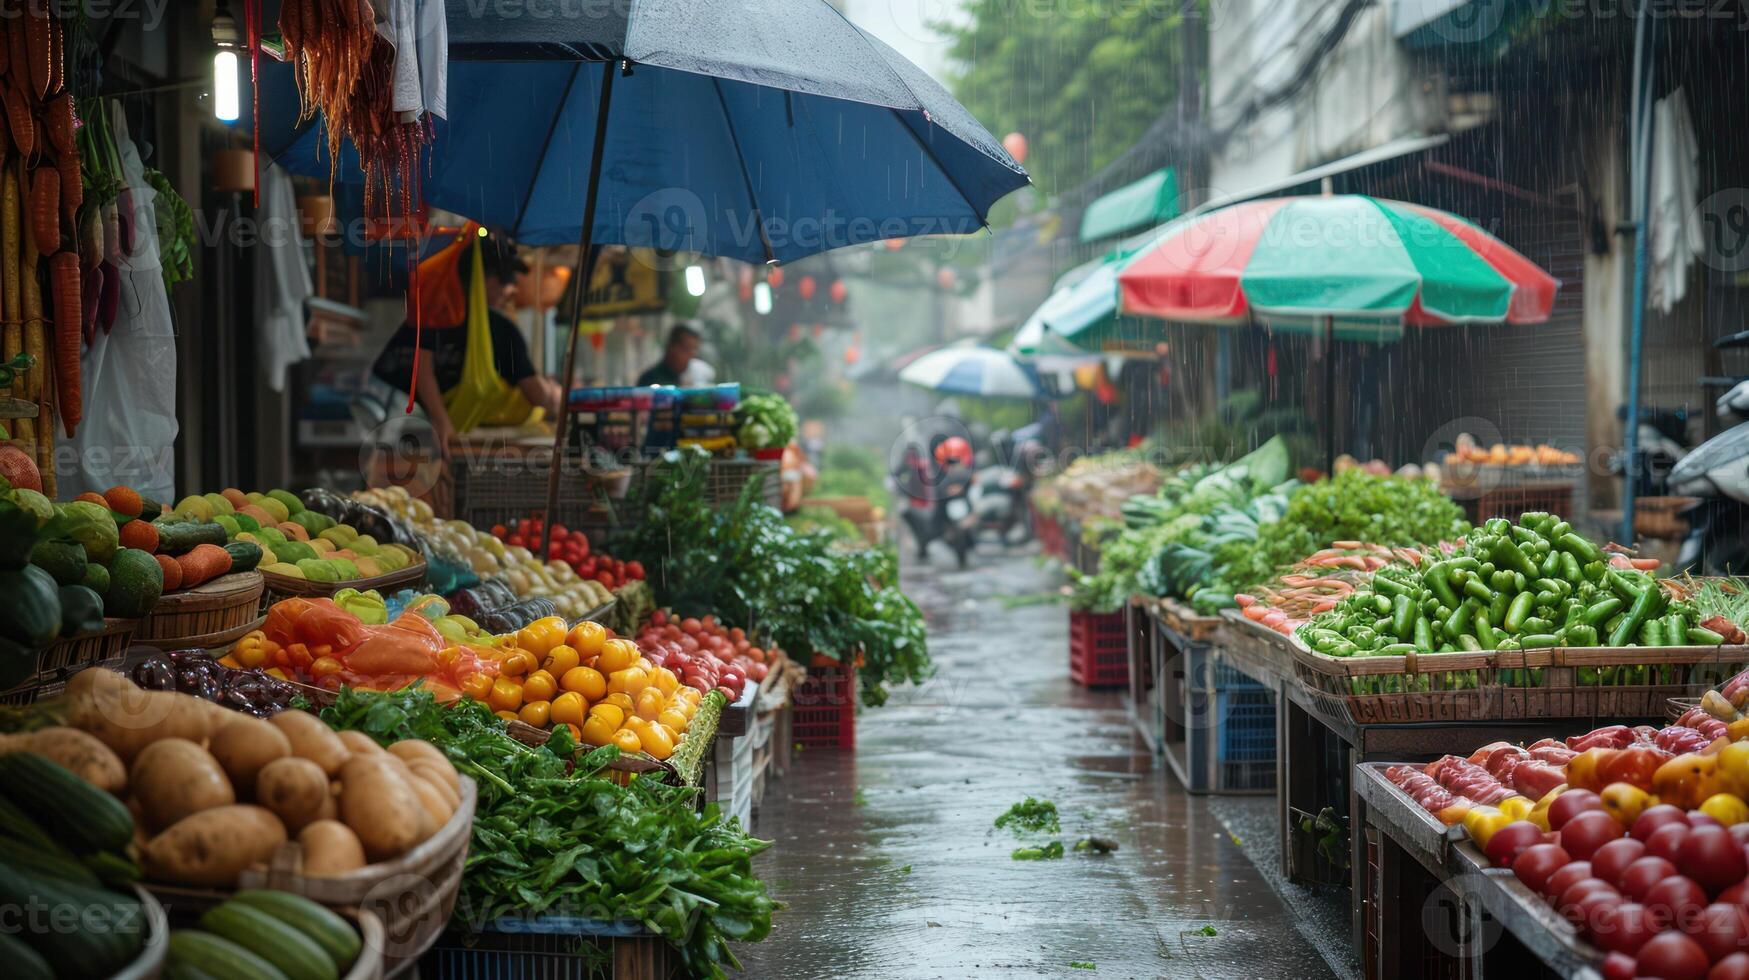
[735,392,798,450]
[995,797,1061,836]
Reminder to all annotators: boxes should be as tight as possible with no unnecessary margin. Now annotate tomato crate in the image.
[792,663,856,748]
[1069,609,1129,688]
[420,919,680,979]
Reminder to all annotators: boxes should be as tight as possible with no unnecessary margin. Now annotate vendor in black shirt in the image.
[636,323,703,387]
[372,235,562,452]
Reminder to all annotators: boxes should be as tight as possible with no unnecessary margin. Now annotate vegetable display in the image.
[320,685,777,978]
[492,514,645,591]
[1297,514,1731,658]
[162,486,421,584]
[169,891,362,980]
[735,392,798,451]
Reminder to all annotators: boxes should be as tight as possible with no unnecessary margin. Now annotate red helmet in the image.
[934,437,973,468]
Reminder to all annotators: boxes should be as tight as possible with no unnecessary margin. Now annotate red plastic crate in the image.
[1033,505,1065,559]
[792,664,857,748]
[1070,609,1129,688]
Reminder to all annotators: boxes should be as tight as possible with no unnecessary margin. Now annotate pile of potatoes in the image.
[56,668,462,888]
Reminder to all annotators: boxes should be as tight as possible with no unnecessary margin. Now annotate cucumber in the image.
[0,752,135,854]
[0,864,143,975]
[224,540,264,574]
[155,522,229,555]
[200,901,339,980]
[163,960,225,980]
[0,794,55,850]
[0,833,102,886]
[0,931,53,980]
[83,849,143,887]
[167,931,290,980]
[231,890,361,971]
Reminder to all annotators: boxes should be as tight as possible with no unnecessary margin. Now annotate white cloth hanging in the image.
[256,163,312,392]
[1649,86,1703,313]
[378,0,448,121]
[60,104,179,503]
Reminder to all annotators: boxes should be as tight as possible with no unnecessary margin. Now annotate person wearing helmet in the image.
[934,436,973,470]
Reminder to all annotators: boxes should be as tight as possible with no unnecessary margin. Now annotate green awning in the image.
[1078,168,1179,243]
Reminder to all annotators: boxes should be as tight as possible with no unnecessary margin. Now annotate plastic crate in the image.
[792,663,856,748]
[1161,641,1277,795]
[1069,610,1129,688]
[420,920,679,979]
[1217,690,1276,763]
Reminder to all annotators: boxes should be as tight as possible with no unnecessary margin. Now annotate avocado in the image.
[276,540,318,564]
[267,489,306,516]
[29,539,87,586]
[105,548,164,618]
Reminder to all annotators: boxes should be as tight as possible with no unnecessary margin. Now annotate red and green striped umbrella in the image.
[1116,195,1558,336]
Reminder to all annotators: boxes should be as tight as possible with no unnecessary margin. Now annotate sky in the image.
[841,0,962,81]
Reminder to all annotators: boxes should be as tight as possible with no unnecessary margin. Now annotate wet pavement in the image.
[741,544,1343,979]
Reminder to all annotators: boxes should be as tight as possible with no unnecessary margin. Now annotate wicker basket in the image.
[1290,645,1496,725]
[148,889,385,980]
[259,561,428,612]
[137,572,265,648]
[0,618,140,705]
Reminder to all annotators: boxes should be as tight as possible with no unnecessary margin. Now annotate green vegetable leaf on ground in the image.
[995,797,1060,836]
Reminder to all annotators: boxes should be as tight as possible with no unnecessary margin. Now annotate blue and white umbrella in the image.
[899,345,1042,398]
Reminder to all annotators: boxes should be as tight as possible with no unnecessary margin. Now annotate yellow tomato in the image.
[518,700,551,727]
[656,722,679,745]
[1462,806,1511,851]
[597,639,639,674]
[1602,782,1654,829]
[523,669,558,703]
[611,729,644,753]
[658,708,690,733]
[543,645,580,677]
[500,649,538,677]
[618,667,651,696]
[566,621,607,660]
[603,692,634,713]
[635,688,666,721]
[652,667,680,696]
[488,676,524,713]
[1701,792,1749,827]
[310,656,345,679]
[1497,796,1535,822]
[495,710,519,722]
[1719,740,1749,795]
[637,724,675,760]
[589,703,626,729]
[581,716,616,746]
[676,686,702,705]
[550,692,587,727]
[516,617,570,657]
[561,665,607,701]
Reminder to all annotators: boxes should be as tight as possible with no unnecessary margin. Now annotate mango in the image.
[267,489,305,515]
[353,557,383,578]
[277,521,310,542]
[202,492,235,516]
[261,561,305,579]
[296,558,341,583]
[318,526,358,546]
[220,488,249,510]
[176,495,215,522]
[307,538,336,555]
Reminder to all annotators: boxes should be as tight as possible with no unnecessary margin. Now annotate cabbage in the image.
[56,501,119,564]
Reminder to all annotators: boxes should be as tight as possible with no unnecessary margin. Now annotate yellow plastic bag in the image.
[443,241,535,431]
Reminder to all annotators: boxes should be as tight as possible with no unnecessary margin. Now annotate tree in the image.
[935,0,1191,204]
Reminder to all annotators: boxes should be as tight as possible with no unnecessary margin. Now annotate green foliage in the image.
[319,685,776,978]
[621,450,930,706]
[995,797,1060,836]
[1152,389,1317,470]
[144,170,196,290]
[811,444,890,509]
[936,0,1193,203]
[735,393,798,450]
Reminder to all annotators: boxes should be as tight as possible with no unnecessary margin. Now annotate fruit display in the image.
[492,515,646,591]
[1,481,164,681]
[1297,514,1740,657]
[352,485,612,619]
[258,595,501,697]
[1442,433,1582,468]
[167,891,364,980]
[454,616,711,761]
[47,667,462,887]
[634,609,774,695]
[0,752,150,978]
[161,486,421,584]
[131,645,300,717]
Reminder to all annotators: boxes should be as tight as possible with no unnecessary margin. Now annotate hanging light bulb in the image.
[753,282,773,315]
[684,264,707,297]
[213,50,240,122]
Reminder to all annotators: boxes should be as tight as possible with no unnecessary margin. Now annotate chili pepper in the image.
[1665,613,1687,647]
[1494,538,1540,578]
[1549,520,1572,539]
[1562,599,1586,627]
[1522,617,1554,634]
[1534,577,1568,598]
[1414,615,1434,651]
[1458,634,1482,652]
[1641,618,1665,647]
[1540,549,1564,578]
[1378,643,1417,656]
[1606,569,1646,601]
[1584,596,1623,627]
[1518,633,1559,649]
[1490,569,1513,592]
[1474,608,1499,651]
[1504,590,1534,633]
[1559,551,1582,583]
[1559,532,1604,565]
[1564,624,1599,647]
[1485,517,1512,537]
[1420,595,1442,617]
[1689,627,1726,645]
[1371,594,1392,616]
[1521,511,1551,530]
[1423,560,1458,607]
[1496,638,1522,651]
[1446,598,1476,638]
[1464,577,1495,603]
[1391,593,1416,639]
[1448,557,1480,574]
[1535,591,1561,607]
[1372,573,1413,599]
[1582,560,1606,582]
[1488,590,1510,629]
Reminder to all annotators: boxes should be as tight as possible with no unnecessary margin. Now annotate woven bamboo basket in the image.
[137,572,265,648]
[259,562,428,613]
[40,616,138,672]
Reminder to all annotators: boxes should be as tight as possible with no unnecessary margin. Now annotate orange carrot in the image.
[30,165,56,255]
[46,13,59,97]
[47,249,77,436]
[24,4,47,101]
[42,94,70,156]
[1,88,31,160]
[175,543,234,590]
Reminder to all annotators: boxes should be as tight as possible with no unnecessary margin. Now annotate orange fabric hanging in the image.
[409,222,479,330]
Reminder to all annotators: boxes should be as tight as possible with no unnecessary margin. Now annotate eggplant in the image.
[131,658,176,691]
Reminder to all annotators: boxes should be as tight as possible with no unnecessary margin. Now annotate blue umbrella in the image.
[256,0,1027,542]
[900,346,1043,399]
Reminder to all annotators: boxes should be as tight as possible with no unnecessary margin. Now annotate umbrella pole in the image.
[1324,314,1335,476]
[541,62,618,557]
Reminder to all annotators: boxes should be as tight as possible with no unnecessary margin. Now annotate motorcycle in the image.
[894,452,978,567]
[1669,378,1749,574]
[963,431,1044,547]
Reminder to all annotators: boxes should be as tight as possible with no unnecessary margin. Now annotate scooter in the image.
[963,431,1042,547]
[1669,378,1749,574]
[894,453,978,567]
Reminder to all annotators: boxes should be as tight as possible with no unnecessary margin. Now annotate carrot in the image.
[0,88,31,160]
[42,94,69,156]
[47,249,76,436]
[154,553,183,591]
[5,17,23,101]
[28,166,53,259]
[54,152,73,228]
[21,180,42,401]
[175,544,234,590]
[0,19,11,78]
[24,4,47,101]
[46,14,59,97]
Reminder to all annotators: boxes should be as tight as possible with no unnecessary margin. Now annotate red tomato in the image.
[1691,903,1749,964]
[598,573,617,589]
[1644,876,1707,928]
[1636,930,1710,980]
[681,617,703,635]
[1711,952,1749,980]
[1558,879,1620,928]
[1601,951,1636,980]
[1550,790,1607,831]
[1599,746,1666,792]
[626,560,645,580]
[1592,838,1648,889]
[1691,812,1726,830]
[1513,843,1573,895]
[651,609,668,626]
[1634,805,1693,842]
[715,685,740,702]
[1679,826,1749,897]
[1595,901,1658,955]
[1722,880,1749,905]
[683,675,713,694]
[746,661,769,682]
[1619,857,1679,902]
[1648,822,1695,864]
[1562,810,1627,861]
[491,524,508,539]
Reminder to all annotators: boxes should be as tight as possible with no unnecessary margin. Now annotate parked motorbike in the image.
[1669,378,1749,574]
[962,430,1044,547]
[894,442,979,567]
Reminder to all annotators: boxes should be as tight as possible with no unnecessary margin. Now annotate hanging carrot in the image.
[47,249,77,436]
[1,88,32,160]
[43,94,71,156]
[30,165,56,255]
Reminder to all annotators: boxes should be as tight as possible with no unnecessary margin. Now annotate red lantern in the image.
[768,267,785,288]
[829,279,848,304]
[936,267,957,290]
[1002,132,1028,165]
[797,275,816,300]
